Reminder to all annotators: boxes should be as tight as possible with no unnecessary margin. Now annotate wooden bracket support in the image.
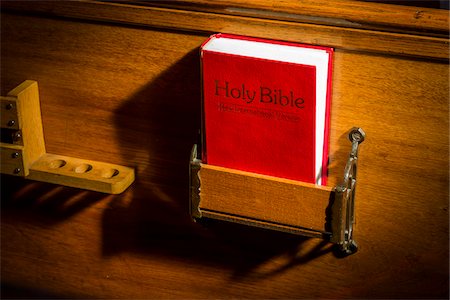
[1,80,135,194]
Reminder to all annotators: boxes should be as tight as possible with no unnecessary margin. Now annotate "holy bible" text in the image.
[214,80,305,108]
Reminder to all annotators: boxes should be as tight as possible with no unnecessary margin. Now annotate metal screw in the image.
[5,103,13,110]
[336,185,347,193]
[11,152,19,159]
[12,131,22,142]
[351,132,362,142]
[13,168,21,174]
[348,127,366,143]
[7,120,16,127]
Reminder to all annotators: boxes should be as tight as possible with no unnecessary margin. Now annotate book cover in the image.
[201,33,333,185]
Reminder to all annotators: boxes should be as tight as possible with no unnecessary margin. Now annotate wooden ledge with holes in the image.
[0,80,135,194]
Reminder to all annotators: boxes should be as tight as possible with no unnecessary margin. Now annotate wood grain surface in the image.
[130,0,450,33]
[199,164,334,231]
[1,1,448,299]
[2,1,449,59]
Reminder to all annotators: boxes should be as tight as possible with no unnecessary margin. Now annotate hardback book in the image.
[200,33,333,185]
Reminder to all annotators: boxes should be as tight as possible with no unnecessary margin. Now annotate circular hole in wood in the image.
[101,168,119,179]
[49,159,66,169]
[74,163,93,174]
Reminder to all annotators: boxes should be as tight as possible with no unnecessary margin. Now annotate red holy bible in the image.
[201,34,333,185]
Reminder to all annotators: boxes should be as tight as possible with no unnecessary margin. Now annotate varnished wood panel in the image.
[199,164,334,231]
[2,1,449,59]
[1,2,448,299]
[131,0,449,33]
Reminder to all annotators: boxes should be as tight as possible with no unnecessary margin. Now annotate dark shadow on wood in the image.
[104,48,334,280]
[102,193,333,280]
[1,175,108,225]
[1,282,68,299]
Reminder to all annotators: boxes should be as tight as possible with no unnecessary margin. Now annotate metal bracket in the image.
[189,144,202,219]
[330,127,365,256]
